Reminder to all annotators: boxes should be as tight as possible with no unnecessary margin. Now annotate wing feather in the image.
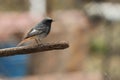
[24,27,46,39]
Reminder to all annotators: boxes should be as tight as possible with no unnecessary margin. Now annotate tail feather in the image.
[17,36,36,47]
[17,39,27,47]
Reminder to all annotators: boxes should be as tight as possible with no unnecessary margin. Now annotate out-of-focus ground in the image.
[0,0,120,80]
[7,72,102,80]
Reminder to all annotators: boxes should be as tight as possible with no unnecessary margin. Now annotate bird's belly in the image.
[38,33,47,38]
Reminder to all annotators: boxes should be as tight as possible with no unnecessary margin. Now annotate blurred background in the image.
[0,0,120,80]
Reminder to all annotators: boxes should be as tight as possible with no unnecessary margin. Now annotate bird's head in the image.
[41,17,54,25]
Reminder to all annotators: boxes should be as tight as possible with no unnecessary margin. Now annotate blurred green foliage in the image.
[0,0,29,11]
[90,38,107,54]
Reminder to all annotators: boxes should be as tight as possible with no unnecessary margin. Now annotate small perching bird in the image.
[17,17,54,46]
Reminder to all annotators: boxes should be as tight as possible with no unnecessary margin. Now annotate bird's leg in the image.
[35,38,39,46]
[38,38,42,43]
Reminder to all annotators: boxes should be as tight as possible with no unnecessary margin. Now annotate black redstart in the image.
[17,17,54,46]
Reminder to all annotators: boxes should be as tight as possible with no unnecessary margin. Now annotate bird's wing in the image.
[24,27,46,39]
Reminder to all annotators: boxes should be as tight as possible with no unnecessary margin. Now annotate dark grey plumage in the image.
[24,17,53,39]
[17,17,53,46]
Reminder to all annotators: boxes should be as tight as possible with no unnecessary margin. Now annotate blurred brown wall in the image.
[29,10,91,74]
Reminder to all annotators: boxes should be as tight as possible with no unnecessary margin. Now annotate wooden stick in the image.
[0,42,69,57]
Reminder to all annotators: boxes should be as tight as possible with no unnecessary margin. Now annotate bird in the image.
[17,17,54,46]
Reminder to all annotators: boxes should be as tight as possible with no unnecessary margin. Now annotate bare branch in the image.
[0,42,69,57]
